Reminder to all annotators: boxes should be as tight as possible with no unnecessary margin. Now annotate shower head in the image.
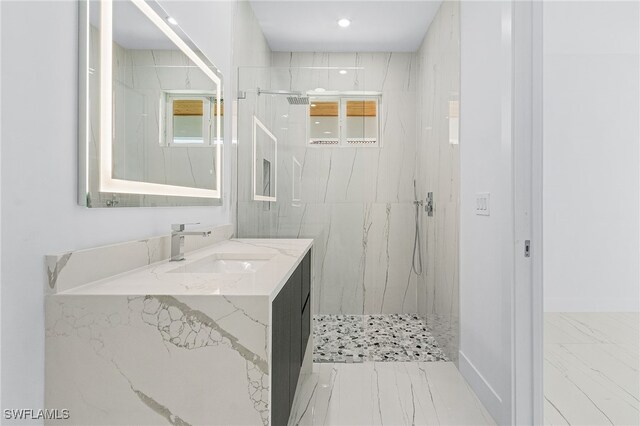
[256,88,309,105]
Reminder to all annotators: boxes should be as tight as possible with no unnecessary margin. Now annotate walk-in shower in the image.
[236,56,455,364]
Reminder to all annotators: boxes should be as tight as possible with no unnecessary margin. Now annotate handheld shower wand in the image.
[412,180,423,276]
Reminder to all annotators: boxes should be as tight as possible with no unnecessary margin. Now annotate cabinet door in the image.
[272,282,291,426]
[301,251,311,310]
[301,250,311,361]
[289,266,302,408]
[301,300,310,361]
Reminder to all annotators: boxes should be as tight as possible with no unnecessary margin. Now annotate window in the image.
[163,93,221,147]
[309,98,340,145]
[308,94,381,147]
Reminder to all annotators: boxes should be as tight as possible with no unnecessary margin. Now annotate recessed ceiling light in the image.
[166,16,178,25]
[315,121,320,125]
[282,114,288,118]
[338,18,351,28]
[324,131,332,134]
[314,87,326,92]
[339,70,348,75]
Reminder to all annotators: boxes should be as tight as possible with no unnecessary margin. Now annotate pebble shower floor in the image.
[313,314,449,363]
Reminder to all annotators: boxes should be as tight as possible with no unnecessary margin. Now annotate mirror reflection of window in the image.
[346,99,378,145]
[309,98,340,145]
[164,94,218,147]
[172,99,204,144]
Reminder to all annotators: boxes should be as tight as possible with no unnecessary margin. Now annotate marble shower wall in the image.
[237,52,420,315]
[415,1,461,363]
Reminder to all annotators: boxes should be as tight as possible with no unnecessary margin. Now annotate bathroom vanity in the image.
[45,227,313,426]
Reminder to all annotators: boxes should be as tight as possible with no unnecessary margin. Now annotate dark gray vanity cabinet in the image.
[272,250,311,426]
[300,252,311,358]
[288,265,302,409]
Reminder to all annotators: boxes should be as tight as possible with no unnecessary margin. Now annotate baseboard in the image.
[458,350,502,425]
[544,297,640,313]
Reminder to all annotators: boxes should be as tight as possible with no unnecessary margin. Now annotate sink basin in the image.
[167,253,275,274]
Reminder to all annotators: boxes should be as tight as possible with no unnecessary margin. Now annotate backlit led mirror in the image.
[79,0,223,207]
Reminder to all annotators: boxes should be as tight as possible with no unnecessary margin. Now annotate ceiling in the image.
[249,0,443,52]
[92,1,178,50]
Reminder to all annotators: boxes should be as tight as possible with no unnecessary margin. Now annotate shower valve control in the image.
[425,192,434,217]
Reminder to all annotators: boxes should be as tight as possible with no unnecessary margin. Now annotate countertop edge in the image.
[49,238,314,299]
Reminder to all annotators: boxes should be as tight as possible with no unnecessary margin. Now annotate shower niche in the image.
[252,116,277,202]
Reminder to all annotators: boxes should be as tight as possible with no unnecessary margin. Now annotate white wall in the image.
[543,1,640,313]
[0,0,236,418]
[459,1,514,424]
[0,0,3,410]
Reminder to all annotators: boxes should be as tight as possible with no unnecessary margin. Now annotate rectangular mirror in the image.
[79,0,223,207]
[253,116,277,202]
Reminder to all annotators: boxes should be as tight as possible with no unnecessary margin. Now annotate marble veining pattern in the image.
[45,224,233,294]
[544,312,640,426]
[53,239,313,298]
[135,295,270,424]
[237,52,420,316]
[288,362,495,425]
[46,294,272,425]
[45,237,315,425]
[313,314,448,363]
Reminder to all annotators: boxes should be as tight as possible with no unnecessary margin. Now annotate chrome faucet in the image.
[170,223,211,262]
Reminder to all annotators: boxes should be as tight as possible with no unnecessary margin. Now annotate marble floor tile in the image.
[313,314,448,363]
[289,362,495,426]
[544,312,640,426]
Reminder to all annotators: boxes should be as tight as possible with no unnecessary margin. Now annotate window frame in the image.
[307,93,382,148]
[307,96,341,146]
[342,96,381,147]
[162,92,217,148]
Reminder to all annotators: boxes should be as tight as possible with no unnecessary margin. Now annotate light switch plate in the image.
[475,192,490,216]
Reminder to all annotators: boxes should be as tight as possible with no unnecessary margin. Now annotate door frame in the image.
[512,0,544,423]
[531,1,544,422]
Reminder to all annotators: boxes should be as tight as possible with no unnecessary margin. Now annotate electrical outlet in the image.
[475,193,490,216]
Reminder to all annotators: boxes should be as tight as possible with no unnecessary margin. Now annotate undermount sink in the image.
[167,253,276,274]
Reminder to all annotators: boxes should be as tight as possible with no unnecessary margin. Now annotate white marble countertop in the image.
[57,238,313,299]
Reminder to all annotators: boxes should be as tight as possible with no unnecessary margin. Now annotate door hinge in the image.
[524,240,531,258]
